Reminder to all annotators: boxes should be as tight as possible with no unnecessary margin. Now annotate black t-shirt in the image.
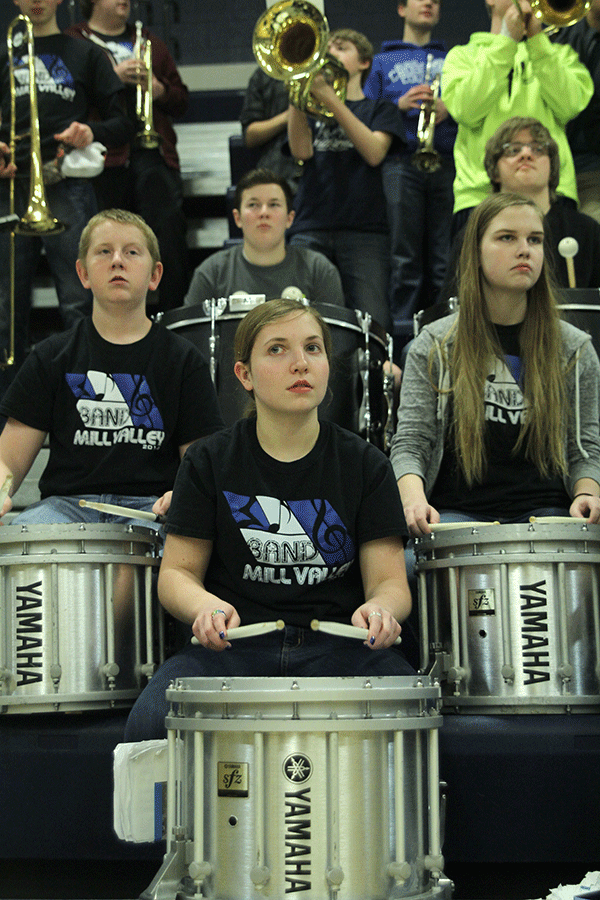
[165,418,406,627]
[0,318,224,498]
[430,323,570,518]
[288,97,406,235]
[0,32,131,169]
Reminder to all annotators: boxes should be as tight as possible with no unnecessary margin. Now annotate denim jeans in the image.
[124,627,416,740]
[382,155,455,342]
[10,493,161,534]
[0,178,96,396]
[289,229,392,332]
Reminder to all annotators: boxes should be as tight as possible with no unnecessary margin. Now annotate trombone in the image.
[133,20,160,149]
[3,14,65,368]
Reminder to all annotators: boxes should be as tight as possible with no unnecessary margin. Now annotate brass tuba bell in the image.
[252,0,347,119]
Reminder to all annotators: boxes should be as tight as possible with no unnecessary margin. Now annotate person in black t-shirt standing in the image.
[0,209,223,527]
[0,0,133,397]
[287,29,406,334]
[124,297,414,741]
[67,0,191,312]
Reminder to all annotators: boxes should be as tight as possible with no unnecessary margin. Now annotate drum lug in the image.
[50,663,62,690]
[188,859,212,884]
[250,865,271,890]
[500,664,515,683]
[387,860,412,885]
[558,662,574,686]
[447,665,468,690]
[0,666,17,695]
[138,662,156,681]
[101,661,120,690]
[326,865,344,888]
[423,853,445,879]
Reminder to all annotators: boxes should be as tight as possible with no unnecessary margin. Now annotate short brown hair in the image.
[484,117,560,198]
[328,29,374,85]
[234,168,294,212]
[78,209,161,267]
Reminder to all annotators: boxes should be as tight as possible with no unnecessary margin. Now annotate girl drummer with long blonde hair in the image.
[392,192,600,536]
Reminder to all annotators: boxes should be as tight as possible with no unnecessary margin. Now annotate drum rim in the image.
[159,302,389,346]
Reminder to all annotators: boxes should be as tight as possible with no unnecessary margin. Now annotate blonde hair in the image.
[78,209,161,267]
[445,193,567,485]
[234,299,332,417]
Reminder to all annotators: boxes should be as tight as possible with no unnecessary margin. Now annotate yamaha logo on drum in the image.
[14,580,44,685]
[283,753,312,783]
[283,755,313,893]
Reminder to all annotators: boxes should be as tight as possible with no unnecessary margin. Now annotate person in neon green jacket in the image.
[442,0,594,232]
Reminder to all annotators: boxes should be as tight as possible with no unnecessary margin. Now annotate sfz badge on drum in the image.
[217,762,249,797]
[468,588,496,615]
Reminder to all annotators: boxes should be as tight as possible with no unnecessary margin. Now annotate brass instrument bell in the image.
[252,0,347,119]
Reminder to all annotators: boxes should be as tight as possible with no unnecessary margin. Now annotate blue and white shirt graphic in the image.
[224,491,355,585]
[65,370,165,449]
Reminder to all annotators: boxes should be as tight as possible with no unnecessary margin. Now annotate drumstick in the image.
[78,498,162,522]
[191,619,285,644]
[529,515,575,524]
[0,473,13,511]
[428,521,499,533]
[310,618,402,645]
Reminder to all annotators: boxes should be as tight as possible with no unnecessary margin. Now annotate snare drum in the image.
[415,519,600,713]
[159,301,391,447]
[0,523,162,713]
[145,676,448,900]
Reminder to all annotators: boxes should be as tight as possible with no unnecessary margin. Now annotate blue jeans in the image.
[289,229,392,332]
[382,155,455,341]
[11,493,161,535]
[0,178,96,396]
[124,627,416,740]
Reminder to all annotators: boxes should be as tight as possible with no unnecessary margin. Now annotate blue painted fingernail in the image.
[370,636,375,645]
[219,631,226,640]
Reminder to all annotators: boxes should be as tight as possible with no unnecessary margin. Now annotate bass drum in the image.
[158,301,392,448]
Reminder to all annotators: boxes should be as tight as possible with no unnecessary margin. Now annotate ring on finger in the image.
[367,611,383,621]
[211,608,226,619]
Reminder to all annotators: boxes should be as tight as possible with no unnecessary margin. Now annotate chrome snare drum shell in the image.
[415,519,600,713]
[144,675,449,900]
[0,523,161,713]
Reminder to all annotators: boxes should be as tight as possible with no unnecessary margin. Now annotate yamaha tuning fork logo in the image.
[283,753,312,783]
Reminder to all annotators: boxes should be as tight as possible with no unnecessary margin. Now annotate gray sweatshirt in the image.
[391,313,600,499]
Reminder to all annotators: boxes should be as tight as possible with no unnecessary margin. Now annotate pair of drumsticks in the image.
[191,619,402,645]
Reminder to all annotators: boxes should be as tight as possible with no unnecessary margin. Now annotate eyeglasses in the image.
[501,141,550,158]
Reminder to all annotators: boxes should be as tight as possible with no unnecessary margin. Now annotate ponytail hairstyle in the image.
[448,193,567,485]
